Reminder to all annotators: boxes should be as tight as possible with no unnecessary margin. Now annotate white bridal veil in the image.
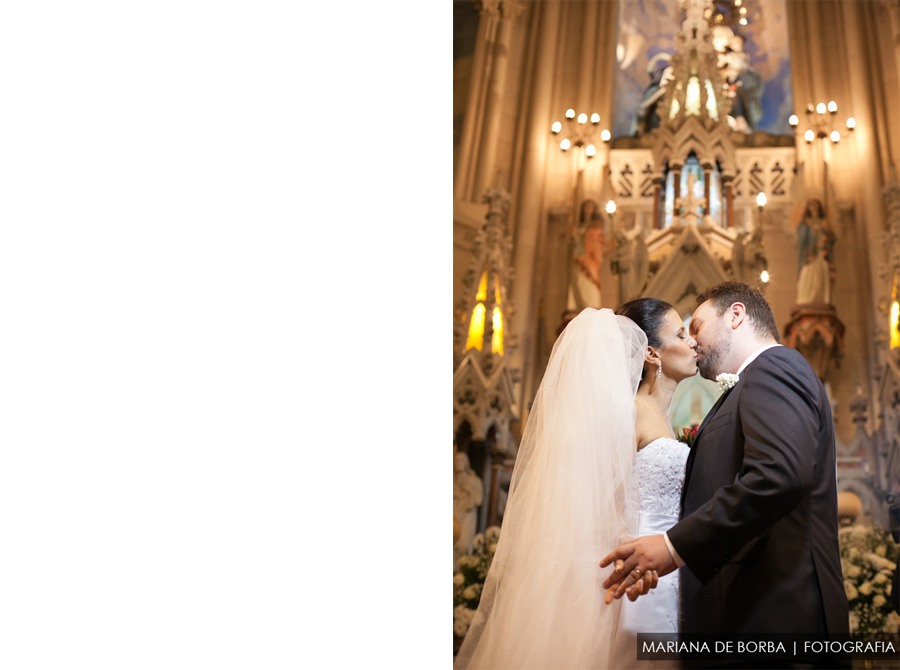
[455,308,648,670]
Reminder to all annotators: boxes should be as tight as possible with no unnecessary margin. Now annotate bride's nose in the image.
[689,336,697,349]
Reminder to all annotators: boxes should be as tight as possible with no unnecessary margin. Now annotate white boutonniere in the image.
[715,373,740,393]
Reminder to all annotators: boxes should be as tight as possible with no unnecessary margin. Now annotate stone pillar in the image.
[508,0,561,426]
[672,164,683,220]
[882,1,900,91]
[477,447,491,533]
[474,1,526,198]
[841,0,890,412]
[486,455,503,528]
[652,181,661,230]
[576,1,598,114]
[703,166,712,215]
[725,179,734,228]
[454,1,501,203]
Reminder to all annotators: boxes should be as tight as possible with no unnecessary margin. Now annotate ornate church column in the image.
[880,1,900,106]
[508,0,561,425]
[586,1,619,200]
[473,1,526,199]
[454,1,500,203]
[840,0,891,401]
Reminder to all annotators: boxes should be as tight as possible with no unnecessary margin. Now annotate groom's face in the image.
[690,300,732,381]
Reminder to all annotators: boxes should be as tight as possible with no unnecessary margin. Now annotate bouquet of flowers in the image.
[838,515,900,637]
[677,424,699,447]
[453,525,500,652]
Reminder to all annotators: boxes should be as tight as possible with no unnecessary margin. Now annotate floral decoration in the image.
[454,525,500,653]
[677,424,699,447]
[839,515,900,638]
[715,372,740,393]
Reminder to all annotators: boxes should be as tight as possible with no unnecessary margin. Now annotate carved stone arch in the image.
[453,349,518,456]
[673,138,708,165]
[641,225,729,306]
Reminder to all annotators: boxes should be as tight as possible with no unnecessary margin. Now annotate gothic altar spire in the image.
[453,174,518,456]
[660,0,730,130]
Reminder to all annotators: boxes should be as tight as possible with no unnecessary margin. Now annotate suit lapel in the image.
[680,388,732,511]
[694,387,731,441]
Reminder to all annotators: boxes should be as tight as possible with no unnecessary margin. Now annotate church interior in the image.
[453,0,900,648]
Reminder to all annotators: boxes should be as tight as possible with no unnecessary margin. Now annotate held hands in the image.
[599,534,677,604]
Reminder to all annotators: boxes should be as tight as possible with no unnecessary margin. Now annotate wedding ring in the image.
[633,568,642,576]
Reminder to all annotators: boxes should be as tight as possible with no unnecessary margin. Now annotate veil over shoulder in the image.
[455,308,648,669]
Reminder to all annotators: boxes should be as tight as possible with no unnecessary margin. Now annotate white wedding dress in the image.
[454,309,686,670]
[615,437,690,669]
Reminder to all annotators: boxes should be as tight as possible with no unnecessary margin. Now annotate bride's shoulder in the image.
[634,398,671,450]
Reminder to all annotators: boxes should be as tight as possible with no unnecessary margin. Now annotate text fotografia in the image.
[639,640,896,654]
[636,634,899,662]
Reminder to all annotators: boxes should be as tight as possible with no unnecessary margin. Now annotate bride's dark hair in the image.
[614,297,675,350]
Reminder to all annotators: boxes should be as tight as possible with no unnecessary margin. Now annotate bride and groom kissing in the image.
[455,281,849,669]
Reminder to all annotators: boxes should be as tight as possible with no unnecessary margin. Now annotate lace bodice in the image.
[632,437,690,518]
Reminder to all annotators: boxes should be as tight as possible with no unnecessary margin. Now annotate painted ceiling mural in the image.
[613,0,794,140]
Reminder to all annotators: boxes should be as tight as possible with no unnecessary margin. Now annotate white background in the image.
[0,2,447,667]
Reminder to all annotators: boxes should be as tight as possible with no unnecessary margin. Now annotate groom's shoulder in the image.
[761,345,803,365]
[748,345,820,388]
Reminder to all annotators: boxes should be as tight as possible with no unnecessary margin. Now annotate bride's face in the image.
[656,310,698,381]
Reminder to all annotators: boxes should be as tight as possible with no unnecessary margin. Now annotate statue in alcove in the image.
[712,27,764,134]
[567,199,605,310]
[610,214,649,304]
[631,53,674,137]
[795,199,835,305]
[453,451,484,560]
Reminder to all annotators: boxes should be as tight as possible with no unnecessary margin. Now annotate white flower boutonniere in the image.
[716,373,740,393]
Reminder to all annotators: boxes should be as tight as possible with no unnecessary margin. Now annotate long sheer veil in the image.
[454,308,648,669]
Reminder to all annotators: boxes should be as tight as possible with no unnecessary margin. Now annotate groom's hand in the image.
[599,535,676,603]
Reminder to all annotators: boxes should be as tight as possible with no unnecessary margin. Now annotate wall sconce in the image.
[551,109,611,158]
[790,102,856,145]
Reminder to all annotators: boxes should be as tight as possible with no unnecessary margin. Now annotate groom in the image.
[601,281,849,667]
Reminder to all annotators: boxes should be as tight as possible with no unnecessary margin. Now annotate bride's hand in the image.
[602,567,657,604]
[626,570,657,601]
[600,535,676,603]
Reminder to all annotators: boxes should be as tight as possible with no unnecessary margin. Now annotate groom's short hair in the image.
[696,281,780,343]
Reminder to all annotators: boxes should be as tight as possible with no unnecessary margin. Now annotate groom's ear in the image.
[729,302,747,330]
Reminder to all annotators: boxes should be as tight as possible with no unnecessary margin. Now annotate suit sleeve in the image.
[667,359,820,584]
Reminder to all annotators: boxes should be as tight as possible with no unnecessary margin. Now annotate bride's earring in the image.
[657,361,662,379]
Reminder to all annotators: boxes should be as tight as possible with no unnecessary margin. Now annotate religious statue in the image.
[610,218,650,304]
[453,451,484,559]
[567,199,605,310]
[795,199,835,305]
[713,29,764,134]
[632,54,674,137]
[731,221,767,284]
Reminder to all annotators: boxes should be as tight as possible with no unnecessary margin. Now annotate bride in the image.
[454,299,698,669]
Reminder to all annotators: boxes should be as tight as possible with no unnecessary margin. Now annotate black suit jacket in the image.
[668,346,849,640]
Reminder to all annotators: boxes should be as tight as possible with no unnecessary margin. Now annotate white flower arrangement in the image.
[715,373,740,393]
[454,526,501,652]
[839,515,899,638]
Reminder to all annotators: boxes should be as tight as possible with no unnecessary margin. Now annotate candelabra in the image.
[550,109,611,159]
[788,100,858,210]
[789,101,856,146]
